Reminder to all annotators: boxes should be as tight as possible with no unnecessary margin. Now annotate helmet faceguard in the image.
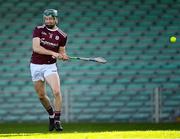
[43,9,58,18]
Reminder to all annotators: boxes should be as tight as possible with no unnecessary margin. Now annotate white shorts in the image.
[30,63,58,81]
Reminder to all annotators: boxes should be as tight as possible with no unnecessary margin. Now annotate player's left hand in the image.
[59,53,69,61]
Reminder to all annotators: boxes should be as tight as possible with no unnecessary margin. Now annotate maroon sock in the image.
[47,107,54,116]
[54,111,61,122]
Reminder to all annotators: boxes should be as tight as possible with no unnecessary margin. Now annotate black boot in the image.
[54,121,63,131]
[49,117,55,131]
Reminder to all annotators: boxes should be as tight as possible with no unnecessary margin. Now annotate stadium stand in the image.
[0,0,179,122]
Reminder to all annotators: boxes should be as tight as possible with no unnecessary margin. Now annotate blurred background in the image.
[0,0,180,123]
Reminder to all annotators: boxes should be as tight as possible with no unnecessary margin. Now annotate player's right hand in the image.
[52,52,60,59]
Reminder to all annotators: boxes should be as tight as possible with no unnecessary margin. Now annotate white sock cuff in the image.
[49,113,55,118]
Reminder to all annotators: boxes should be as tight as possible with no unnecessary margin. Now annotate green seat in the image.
[3,115,19,122]
[21,115,38,121]
[80,78,95,84]
[139,55,155,61]
[103,70,119,76]
[10,80,26,86]
[73,102,89,108]
[90,102,106,107]
[95,114,112,121]
[90,84,108,92]
[115,95,130,101]
[63,78,79,85]
[17,103,35,108]
[126,101,143,107]
[133,77,149,83]
[116,77,132,83]
[165,100,180,106]
[8,97,22,103]
[127,84,144,90]
[98,96,112,101]
[138,107,152,113]
[144,64,161,70]
[0,80,9,86]
[138,70,155,76]
[16,2,30,8]
[109,84,125,90]
[1,103,15,109]
[109,101,124,107]
[151,77,168,83]
[114,114,130,121]
[20,85,34,92]
[145,83,159,89]
[11,109,27,115]
[0,109,7,115]
[77,114,93,121]
[132,113,149,120]
[162,83,178,89]
[3,86,19,92]
[161,107,174,113]
[163,64,178,70]
[16,72,31,79]
[129,64,144,70]
[70,108,81,114]
[0,35,9,42]
[98,78,114,84]
[83,108,99,113]
[155,70,172,75]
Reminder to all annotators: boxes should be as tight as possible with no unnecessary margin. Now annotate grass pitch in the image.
[0,123,179,139]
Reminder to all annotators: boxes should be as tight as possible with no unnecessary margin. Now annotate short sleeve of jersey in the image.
[33,27,41,38]
[60,36,67,47]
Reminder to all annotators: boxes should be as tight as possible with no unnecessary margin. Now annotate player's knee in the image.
[52,89,60,97]
[34,85,44,94]
[38,93,46,100]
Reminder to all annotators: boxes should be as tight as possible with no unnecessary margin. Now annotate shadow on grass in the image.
[0,122,179,135]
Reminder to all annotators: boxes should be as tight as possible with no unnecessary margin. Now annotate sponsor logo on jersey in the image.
[40,38,59,48]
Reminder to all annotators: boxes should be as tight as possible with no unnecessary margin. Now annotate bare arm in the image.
[32,37,59,58]
[59,46,67,55]
[58,46,69,60]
